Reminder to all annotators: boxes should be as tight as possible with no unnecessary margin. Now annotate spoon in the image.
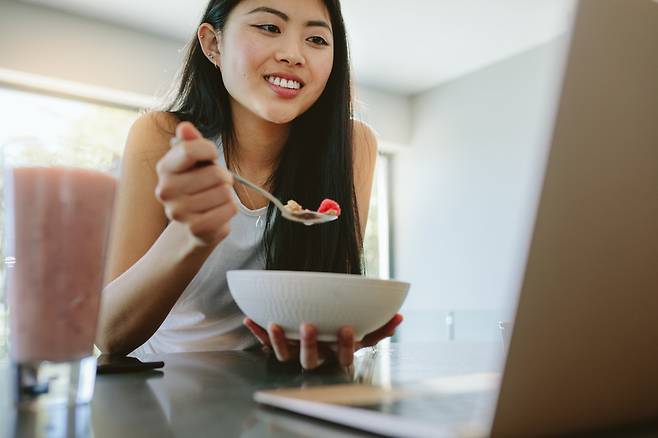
[169,137,337,226]
[230,172,338,226]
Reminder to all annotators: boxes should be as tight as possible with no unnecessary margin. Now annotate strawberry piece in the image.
[317,198,341,216]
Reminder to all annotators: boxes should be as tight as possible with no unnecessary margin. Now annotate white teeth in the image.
[266,76,301,90]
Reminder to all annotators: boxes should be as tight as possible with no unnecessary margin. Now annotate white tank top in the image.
[132,142,265,357]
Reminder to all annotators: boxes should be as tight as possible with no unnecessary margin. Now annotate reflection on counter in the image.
[6,404,91,438]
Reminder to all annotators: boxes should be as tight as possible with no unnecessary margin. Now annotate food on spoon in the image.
[317,198,341,216]
[283,200,318,221]
[284,199,303,213]
[283,198,341,219]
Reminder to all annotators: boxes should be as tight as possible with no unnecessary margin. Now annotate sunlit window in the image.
[363,153,391,278]
[0,88,137,168]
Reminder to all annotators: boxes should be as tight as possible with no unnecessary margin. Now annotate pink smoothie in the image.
[6,166,117,363]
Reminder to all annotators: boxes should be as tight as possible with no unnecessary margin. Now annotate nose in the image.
[275,37,305,66]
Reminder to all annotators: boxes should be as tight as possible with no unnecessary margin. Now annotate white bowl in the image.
[227,270,410,342]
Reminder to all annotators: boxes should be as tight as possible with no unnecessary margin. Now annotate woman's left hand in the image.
[244,314,403,370]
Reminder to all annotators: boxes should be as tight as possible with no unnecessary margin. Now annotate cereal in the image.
[283,198,341,218]
[284,200,303,212]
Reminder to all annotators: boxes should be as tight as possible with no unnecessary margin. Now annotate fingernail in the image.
[301,324,313,339]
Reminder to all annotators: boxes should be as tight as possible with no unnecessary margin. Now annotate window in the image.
[363,153,391,278]
[0,88,137,171]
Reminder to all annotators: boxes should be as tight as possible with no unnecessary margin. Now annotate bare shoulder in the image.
[351,119,378,231]
[352,119,378,160]
[124,111,179,167]
[352,119,378,182]
[130,111,178,138]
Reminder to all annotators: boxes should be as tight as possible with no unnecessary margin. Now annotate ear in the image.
[198,23,221,66]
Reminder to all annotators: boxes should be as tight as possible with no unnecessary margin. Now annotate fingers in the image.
[154,122,238,245]
[157,137,219,174]
[157,167,236,244]
[158,121,216,174]
[157,122,233,179]
[262,323,327,370]
[360,313,404,347]
[185,202,237,243]
[337,326,355,367]
[176,121,202,141]
[163,184,233,222]
[258,322,354,370]
[336,326,355,367]
[300,324,324,370]
[156,164,233,200]
[268,323,292,363]
[244,318,271,347]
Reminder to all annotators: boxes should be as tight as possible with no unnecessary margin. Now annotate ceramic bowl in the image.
[227,270,410,341]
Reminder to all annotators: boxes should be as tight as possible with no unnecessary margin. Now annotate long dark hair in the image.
[166,0,363,274]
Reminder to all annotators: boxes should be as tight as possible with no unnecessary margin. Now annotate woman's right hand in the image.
[155,121,237,247]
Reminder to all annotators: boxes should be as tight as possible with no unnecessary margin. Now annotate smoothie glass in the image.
[2,137,118,408]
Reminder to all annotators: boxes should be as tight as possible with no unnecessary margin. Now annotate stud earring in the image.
[208,54,219,69]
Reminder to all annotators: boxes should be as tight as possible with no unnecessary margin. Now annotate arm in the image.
[96,114,235,354]
[352,119,379,238]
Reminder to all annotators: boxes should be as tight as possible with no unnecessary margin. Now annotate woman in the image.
[97,0,402,370]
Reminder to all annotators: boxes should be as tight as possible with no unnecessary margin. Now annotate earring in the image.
[208,54,219,69]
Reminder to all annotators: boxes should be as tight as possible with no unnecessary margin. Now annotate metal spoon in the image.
[169,137,337,226]
[230,172,338,226]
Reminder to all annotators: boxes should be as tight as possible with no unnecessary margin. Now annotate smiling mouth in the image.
[264,75,304,90]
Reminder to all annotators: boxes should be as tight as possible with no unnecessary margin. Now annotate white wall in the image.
[0,0,185,106]
[393,38,569,339]
[354,86,411,147]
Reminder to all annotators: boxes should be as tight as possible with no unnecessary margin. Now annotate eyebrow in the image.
[247,6,332,32]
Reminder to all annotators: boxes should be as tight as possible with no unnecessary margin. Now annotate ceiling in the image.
[19,0,576,95]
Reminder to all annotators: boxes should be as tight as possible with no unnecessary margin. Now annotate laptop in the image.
[254,0,658,436]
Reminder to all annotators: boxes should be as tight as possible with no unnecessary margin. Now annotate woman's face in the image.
[213,0,335,125]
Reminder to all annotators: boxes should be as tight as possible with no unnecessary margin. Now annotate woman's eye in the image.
[307,36,329,46]
[255,24,280,34]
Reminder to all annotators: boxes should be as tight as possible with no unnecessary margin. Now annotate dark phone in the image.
[96,354,164,374]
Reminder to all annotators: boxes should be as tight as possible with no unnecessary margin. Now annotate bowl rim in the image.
[227,269,410,288]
